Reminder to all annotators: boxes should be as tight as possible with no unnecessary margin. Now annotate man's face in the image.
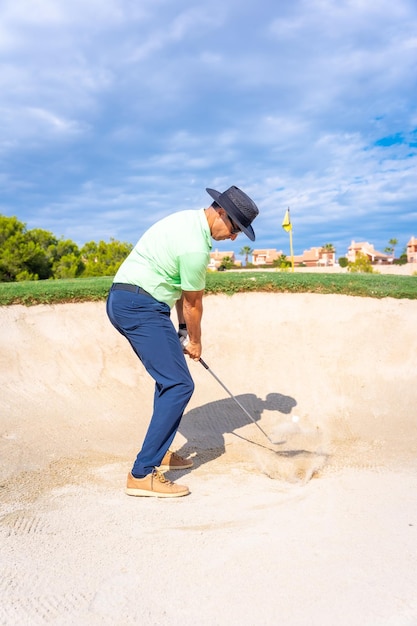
[211,209,241,241]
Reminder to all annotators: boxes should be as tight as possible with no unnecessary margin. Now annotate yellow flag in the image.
[282,208,292,232]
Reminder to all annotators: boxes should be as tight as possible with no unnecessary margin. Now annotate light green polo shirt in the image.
[113,209,212,308]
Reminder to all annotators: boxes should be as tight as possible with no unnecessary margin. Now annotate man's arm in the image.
[175,293,186,326]
[176,290,204,360]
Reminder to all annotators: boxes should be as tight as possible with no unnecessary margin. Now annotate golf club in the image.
[199,358,278,445]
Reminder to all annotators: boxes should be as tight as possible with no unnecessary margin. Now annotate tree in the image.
[239,245,253,266]
[0,214,135,281]
[218,255,234,270]
[0,217,57,281]
[348,252,373,273]
[393,247,408,266]
[322,243,335,252]
[81,239,133,277]
[273,254,291,269]
[0,215,24,245]
[0,215,26,281]
[384,238,398,258]
[0,214,84,281]
[52,239,85,278]
[24,228,58,280]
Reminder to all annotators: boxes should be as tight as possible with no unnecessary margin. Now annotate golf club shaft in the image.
[199,358,275,444]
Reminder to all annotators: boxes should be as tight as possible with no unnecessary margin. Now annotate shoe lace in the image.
[152,469,173,485]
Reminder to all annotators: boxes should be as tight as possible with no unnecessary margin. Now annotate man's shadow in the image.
[175,392,297,472]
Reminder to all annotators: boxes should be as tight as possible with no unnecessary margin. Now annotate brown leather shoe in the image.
[158,450,193,471]
[126,470,190,498]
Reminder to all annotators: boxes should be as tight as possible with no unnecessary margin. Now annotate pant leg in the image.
[106,289,194,477]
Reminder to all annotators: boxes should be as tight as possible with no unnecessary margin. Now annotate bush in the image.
[272,254,291,269]
[338,257,348,268]
[393,254,408,265]
[219,256,234,270]
[348,252,373,273]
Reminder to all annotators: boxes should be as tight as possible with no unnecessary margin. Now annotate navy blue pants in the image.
[106,286,194,477]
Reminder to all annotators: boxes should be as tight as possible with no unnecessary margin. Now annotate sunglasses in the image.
[227,215,241,235]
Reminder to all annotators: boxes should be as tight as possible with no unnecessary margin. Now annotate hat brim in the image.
[206,188,256,241]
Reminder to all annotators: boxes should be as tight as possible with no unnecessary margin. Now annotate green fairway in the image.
[0,271,416,306]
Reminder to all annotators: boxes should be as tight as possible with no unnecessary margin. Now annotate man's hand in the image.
[184,340,202,361]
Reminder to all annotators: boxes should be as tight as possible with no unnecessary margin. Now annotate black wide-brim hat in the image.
[206,185,259,241]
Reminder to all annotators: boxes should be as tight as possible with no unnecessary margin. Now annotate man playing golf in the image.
[106,185,259,497]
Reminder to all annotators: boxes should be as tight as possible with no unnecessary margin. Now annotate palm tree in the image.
[239,245,253,266]
[321,243,335,266]
[384,238,398,258]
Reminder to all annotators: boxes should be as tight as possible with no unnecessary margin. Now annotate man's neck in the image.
[204,206,218,233]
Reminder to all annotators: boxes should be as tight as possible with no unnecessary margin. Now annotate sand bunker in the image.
[1,293,416,625]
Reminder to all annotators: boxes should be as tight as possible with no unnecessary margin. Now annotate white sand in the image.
[1,293,416,625]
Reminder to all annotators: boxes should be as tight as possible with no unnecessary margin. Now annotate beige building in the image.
[292,246,336,267]
[212,238,416,270]
[347,241,391,264]
[253,246,335,267]
[208,249,237,269]
[252,249,283,265]
[406,236,417,263]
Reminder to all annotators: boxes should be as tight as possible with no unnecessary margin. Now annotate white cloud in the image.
[0,0,416,256]
[29,107,86,133]
[0,0,144,27]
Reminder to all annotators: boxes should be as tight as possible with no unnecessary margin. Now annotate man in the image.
[106,185,259,497]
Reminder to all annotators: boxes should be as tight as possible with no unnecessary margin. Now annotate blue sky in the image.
[1,0,416,261]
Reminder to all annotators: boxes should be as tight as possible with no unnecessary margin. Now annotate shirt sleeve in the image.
[178,251,209,291]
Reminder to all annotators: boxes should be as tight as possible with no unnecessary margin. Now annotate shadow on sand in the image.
[174,391,297,472]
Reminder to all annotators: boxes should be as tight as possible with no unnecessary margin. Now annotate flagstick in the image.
[281,207,294,271]
[289,227,294,272]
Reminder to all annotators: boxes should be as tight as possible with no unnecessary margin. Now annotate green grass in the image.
[206,271,417,299]
[0,271,416,306]
[0,276,113,306]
